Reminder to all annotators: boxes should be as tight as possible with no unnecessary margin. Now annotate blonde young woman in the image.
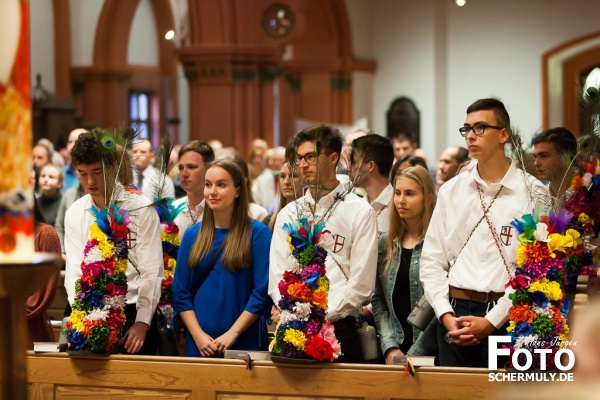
[265,161,303,231]
[173,159,273,357]
[371,166,437,364]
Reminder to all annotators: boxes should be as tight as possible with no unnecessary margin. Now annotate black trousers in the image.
[437,298,508,368]
[122,303,158,355]
[332,316,363,364]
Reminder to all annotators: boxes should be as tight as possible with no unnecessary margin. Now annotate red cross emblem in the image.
[332,234,345,253]
[500,226,513,246]
[125,228,137,249]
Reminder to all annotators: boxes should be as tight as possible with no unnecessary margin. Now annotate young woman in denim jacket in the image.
[372,166,437,364]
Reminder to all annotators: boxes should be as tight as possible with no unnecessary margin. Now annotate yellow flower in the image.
[283,328,307,350]
[547,233,572,254]
[558,333,569,348]
[528,278,562,301]
[98,239,116,259]
[516,245,527,266]
[166,257,177,273]
[316,277,330,293]
[287,236,294,254]
[506,320,516,333]
[89,223,108,242]
[161,232,180,246]
[69,310,87,332]
[115,258,129,274]
[565,229,582,247]
[578,213,592,226]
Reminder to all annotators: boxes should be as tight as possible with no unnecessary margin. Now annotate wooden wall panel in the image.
[25,353,508,400]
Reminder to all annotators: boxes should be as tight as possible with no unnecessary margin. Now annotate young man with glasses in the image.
[419,98,546,367]
[268,125,378,363]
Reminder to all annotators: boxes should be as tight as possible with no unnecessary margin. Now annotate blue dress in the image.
[173,219,273,357]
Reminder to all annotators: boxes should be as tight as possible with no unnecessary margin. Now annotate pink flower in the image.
[510,274,531,290]
[318,321,341,360]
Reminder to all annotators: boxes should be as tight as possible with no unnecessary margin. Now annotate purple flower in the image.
[304,319,320,336]
[114,239,128,258]
[312,246,327,266]
[278,296,296,312]
[310,306,326,322]
[281,344,307,359]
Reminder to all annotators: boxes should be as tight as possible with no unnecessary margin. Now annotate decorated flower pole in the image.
[562,159,600,291]
[270,217,342,361]
[154,198,185,355]
[66,206,130,354]
[506,209,578,370]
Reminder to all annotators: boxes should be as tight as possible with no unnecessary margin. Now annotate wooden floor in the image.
[26,353,506,400]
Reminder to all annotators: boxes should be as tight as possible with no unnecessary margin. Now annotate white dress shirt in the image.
[64,189,164,325]
[363,183,393,234]
[173,196,205,238]
[420,160,546,328]
[269,182,378,322]
[253,169,276,208]
[138,166,175,200]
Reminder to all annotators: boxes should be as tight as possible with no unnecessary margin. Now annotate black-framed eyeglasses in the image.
[295,151,318,165]
[459,124,504,137]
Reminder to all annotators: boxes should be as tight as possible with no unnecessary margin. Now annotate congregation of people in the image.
[29,97,592,368]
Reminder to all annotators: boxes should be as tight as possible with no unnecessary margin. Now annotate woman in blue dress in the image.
[173,159,272,357]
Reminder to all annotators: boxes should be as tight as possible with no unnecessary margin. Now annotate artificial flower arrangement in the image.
[269,216,342,362]
[154,198,185,325]
[66,205,130,354]
[562,158,600,290]
[506,208,579,369]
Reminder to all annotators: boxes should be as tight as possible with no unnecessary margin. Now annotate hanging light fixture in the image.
[455,0,467,6]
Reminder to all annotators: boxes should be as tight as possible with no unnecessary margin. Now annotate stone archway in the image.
[64,0,178,142]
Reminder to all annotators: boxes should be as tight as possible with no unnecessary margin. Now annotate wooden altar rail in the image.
[26,353,505,400]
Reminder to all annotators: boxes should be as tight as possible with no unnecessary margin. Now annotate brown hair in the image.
[187,159,252,272]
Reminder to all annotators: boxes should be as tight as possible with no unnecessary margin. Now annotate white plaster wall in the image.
[445,0,600,152]
[363,0,600,162]
[30,0,55,92]
[70,0,104,66]
[127,0,158,66]
[346,0,374,129]
[370,0,438,160]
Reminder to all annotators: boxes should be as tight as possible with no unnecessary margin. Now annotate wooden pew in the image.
[27,353,505,400]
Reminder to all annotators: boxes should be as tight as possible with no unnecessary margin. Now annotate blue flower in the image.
[514,322,536,337]
[67,330,87,350]
[530,291,549,308]
[305,272,320,288]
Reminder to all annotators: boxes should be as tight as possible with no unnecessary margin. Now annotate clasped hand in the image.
[195,330,239,357]
[442,314,495,346]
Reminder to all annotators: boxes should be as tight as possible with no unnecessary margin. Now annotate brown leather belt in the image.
[449,286,504,303]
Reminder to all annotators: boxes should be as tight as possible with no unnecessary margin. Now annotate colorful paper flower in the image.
[67,205,130,353]
[271,216,341,361]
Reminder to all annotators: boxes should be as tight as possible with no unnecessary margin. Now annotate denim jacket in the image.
[371,233,424,356]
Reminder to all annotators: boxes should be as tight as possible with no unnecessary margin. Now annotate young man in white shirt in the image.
[269,125,378,363]
[131,139,175,200]
[420,98,546,367]
[350,133,395,235]
[173,141,215,237]
[64,131,164,355]
[531,127,577,197]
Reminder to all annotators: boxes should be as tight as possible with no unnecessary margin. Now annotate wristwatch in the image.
[444,332,452,344]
